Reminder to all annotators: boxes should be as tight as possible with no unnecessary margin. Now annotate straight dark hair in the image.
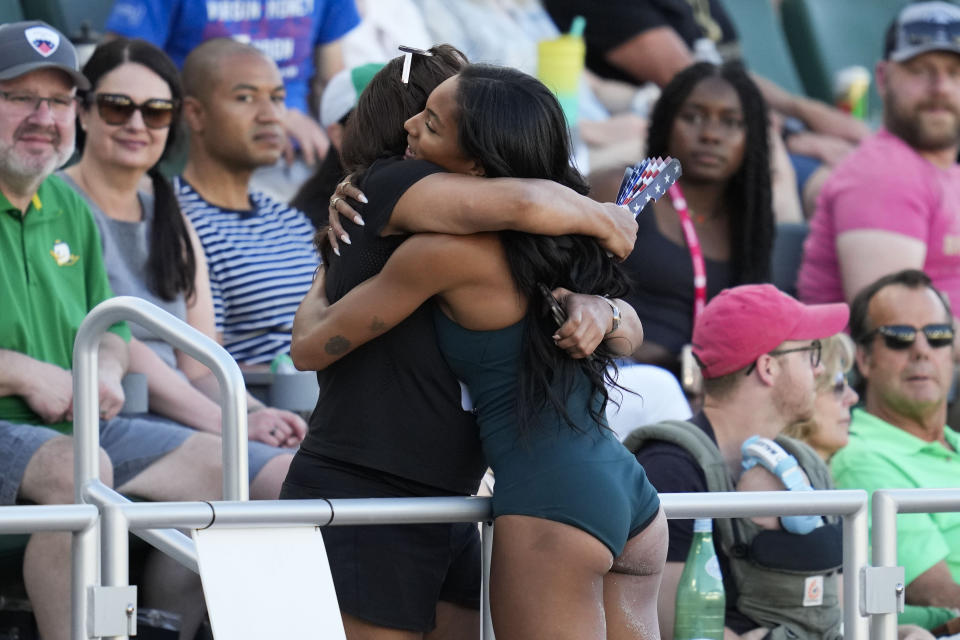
[77,37,195,302]
[341,44,467,174]
[647,61,773,284]
[454,64,627,436]
[314,45,468,263]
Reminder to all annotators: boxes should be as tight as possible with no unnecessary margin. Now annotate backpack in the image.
[624,420,843,640]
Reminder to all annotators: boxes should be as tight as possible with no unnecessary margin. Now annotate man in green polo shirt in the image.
[0,22,223,640]
[833,269,960,631]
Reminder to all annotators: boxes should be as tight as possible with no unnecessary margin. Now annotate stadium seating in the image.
[771,221,810,298]
[780,0,909,123]
[18,0,113,42]
[0,1,24,23]
[721,0,806,96]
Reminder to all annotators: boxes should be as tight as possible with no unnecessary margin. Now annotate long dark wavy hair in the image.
[76,38,195,302]
[647,61,773,284]
[455,64,627,435]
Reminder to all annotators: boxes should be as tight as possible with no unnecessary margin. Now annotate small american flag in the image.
[616,156,682,217]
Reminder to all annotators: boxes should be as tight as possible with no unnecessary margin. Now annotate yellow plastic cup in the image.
[537,33,585,126]
[834,66,870,120]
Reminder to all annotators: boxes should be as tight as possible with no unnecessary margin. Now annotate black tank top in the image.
[300,156,486,495]
[623,207,732,358]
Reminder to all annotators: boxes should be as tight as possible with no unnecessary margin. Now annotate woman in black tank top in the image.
[624,62,775,380]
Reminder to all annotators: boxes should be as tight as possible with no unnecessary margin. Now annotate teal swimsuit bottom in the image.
[434,308,660,557]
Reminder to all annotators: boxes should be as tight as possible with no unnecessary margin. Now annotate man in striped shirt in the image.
[177,38,320,365]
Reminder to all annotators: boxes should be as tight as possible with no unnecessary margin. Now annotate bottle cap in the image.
[270,353,296,375]
[569,15,586,38]
[693,518,713,532]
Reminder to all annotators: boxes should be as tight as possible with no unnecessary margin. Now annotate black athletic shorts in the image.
[280,450,482,632]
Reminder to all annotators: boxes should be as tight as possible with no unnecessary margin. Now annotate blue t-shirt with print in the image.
[106,0,360,113]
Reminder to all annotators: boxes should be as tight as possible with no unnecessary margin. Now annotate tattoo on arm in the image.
[325,336,351,355]
[370,316,386,332]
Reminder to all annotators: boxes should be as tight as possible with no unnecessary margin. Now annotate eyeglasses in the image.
[745,339,822,375]
[0,90,76,121]
[92,93,178,129]
[771,340,822,367]
[861,324,955,350]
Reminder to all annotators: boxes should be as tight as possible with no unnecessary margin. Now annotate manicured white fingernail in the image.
[354,216,365,226]
[358,194,368,203]
[340,234,351,245]
[333,246,340,256]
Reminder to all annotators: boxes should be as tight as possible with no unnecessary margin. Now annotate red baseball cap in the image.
[692,284,850,379]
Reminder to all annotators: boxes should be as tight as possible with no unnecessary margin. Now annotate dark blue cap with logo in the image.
[0,21,89,89]
[885,1,960,62]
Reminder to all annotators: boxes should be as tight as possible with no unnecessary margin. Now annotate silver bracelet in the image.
[599,296,621,335]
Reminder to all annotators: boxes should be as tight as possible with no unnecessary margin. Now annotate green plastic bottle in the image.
[673,518,725,640]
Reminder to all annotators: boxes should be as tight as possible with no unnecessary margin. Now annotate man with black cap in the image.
[626,284,849,639]
[799,1,960,313]
[0,22,223,639]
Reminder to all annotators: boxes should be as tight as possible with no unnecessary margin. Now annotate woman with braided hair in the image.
[624,61,776,384]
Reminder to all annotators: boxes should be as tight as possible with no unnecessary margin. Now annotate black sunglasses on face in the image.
[863,324,955,350]
[93,93,177,129]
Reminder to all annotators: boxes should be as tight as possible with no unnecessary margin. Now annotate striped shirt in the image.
[175,177,319,364]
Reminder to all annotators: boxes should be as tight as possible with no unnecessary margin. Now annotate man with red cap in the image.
[626,283,849,639]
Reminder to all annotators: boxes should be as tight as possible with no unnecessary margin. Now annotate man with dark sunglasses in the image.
[799,2,960,321]
[626,284,849,639]
[833,269,960,632]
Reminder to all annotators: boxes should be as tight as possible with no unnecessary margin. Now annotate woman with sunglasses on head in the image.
[61,38,303,500]
[780,334,859,461]
[292,63,666,639]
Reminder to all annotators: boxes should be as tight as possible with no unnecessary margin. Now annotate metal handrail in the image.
[61,297,871,640]
[871,488,960,640]
[71,296,251,640]
[0,488,870,638]
[83,490,869,640]
[664,489,869,640]
[0,504,98,534]
[73,296,250,501]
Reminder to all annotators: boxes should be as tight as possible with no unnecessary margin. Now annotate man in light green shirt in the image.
[832,269,960,631]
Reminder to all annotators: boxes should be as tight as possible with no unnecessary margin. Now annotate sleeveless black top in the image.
[623,207,732,358]
[300,156,486,495]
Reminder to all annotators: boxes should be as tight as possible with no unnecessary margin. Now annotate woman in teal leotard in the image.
[293,64,667,639]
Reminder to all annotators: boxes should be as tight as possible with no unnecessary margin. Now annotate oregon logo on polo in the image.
[23,26,61,58]
[50,240,78,266]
